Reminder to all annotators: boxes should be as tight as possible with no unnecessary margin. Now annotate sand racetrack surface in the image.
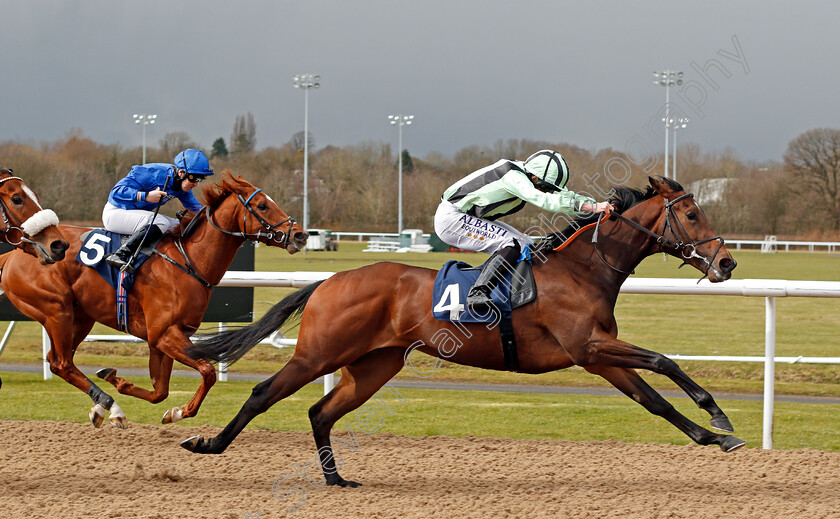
[1,419,839,519]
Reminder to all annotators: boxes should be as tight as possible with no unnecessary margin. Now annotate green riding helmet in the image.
[523,150,569,192]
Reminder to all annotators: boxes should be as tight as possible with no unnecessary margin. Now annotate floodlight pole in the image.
[293,74,320,231]
[388,114,414,234]
[652,70,683,179]
[671,117,689,183]
[133,114,157,164]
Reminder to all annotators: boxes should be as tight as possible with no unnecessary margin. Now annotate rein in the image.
[206,189,296,249]
[591,192,725,281]
[155,188,297,288]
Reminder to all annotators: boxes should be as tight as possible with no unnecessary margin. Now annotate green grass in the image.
[2,245,836,393]
[3,371,839,452]
[1,244,838,450]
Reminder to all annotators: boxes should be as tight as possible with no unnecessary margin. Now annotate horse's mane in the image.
[537,177,684,252]
[170,171,256,239]
[200,170,251,209]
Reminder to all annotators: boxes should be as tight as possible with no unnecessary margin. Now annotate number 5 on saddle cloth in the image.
[76,229,162,333]
[431,249,537,372]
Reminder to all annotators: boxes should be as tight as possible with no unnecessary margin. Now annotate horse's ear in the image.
[649,176,676,196]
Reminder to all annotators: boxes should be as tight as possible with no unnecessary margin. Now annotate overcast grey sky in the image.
[2,1,837,164]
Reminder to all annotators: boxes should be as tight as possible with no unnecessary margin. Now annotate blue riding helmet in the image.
[174,149,214,176]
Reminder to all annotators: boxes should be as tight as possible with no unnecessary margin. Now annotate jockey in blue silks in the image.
[101,148,214,273]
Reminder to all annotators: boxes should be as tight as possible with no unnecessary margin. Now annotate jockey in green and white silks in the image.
[434,150,614,308]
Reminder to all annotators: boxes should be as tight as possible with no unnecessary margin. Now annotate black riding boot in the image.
[104,224,163,274]
[465,245,520,310]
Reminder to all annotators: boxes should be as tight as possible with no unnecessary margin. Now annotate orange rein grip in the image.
[552,214,611,252]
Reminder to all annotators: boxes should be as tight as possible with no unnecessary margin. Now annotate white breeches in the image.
[433,201,533,254]
[102,203,178,235]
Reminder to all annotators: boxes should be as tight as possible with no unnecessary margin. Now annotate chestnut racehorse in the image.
[182,177,744,487]
[0,173,306,427]
[0,166,69,389]
[0,167,68,264]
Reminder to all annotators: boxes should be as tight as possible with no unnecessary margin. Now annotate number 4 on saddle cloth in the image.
[432,247,537,324]
[432,248,537,372]
[76,229,161,333]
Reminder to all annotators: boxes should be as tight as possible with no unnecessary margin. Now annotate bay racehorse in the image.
[0,173,306,427]
[0,166,69,390]
[182,176,743,487]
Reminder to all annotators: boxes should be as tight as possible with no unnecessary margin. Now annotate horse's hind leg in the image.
[584,364,746,452]
[181,355,326,454]
[585,337,735,433]
[97,347,174,405]
[308,347,406,487]
[150,331,216,424]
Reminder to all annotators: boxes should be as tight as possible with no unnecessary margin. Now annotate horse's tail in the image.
[186,280,325,365]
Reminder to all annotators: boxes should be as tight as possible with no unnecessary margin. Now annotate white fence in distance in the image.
[54,272,840,450]
[330,232,840,253]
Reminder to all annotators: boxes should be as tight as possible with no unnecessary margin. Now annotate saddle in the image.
[470,256,536,311]
[76,229,165,333]
[431,251,537,372]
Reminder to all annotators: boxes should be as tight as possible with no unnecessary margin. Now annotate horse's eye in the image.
[686,211,697,221]
[11,194,23,205]
[257,202,268,211]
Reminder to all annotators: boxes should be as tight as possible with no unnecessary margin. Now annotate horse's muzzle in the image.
[710,256,737,282]
[51,239,69,260]
[286,230,308,254]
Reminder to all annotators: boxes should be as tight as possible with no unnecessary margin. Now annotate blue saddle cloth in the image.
[75,229,151,292]
[432,260,513,323]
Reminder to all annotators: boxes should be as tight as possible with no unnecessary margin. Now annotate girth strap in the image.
[499,316,520,372]
[153,249,213,289]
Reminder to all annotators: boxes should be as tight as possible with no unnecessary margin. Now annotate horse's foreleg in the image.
[43,316,127,428]
[181,356,324,455]
[307,347,406,487]
[584,337,735,433]
[584,364,745,451]
[46,342,127,429]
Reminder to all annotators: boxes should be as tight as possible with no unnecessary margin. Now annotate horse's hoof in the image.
[95,368,116,381]
[180,435,203,452]
[719,435,747,452]
[710,416,735,433]
[109,416,129,429]
[89,411,104,428]
[89,404,106,428]
[162,407,183,424]
[327,477,362,488]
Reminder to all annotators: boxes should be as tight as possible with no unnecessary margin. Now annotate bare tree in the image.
[784,128,840,230]
[159,131,200,158]
[289,131,314,152]
[230,113,257,155]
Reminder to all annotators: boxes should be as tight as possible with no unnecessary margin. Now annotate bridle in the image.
[154,187,299,289]
[592,192,725,281]
[206,188,297,249]
[0,175,53,247]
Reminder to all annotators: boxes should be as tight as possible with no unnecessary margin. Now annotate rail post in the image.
[763,296,776,449]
